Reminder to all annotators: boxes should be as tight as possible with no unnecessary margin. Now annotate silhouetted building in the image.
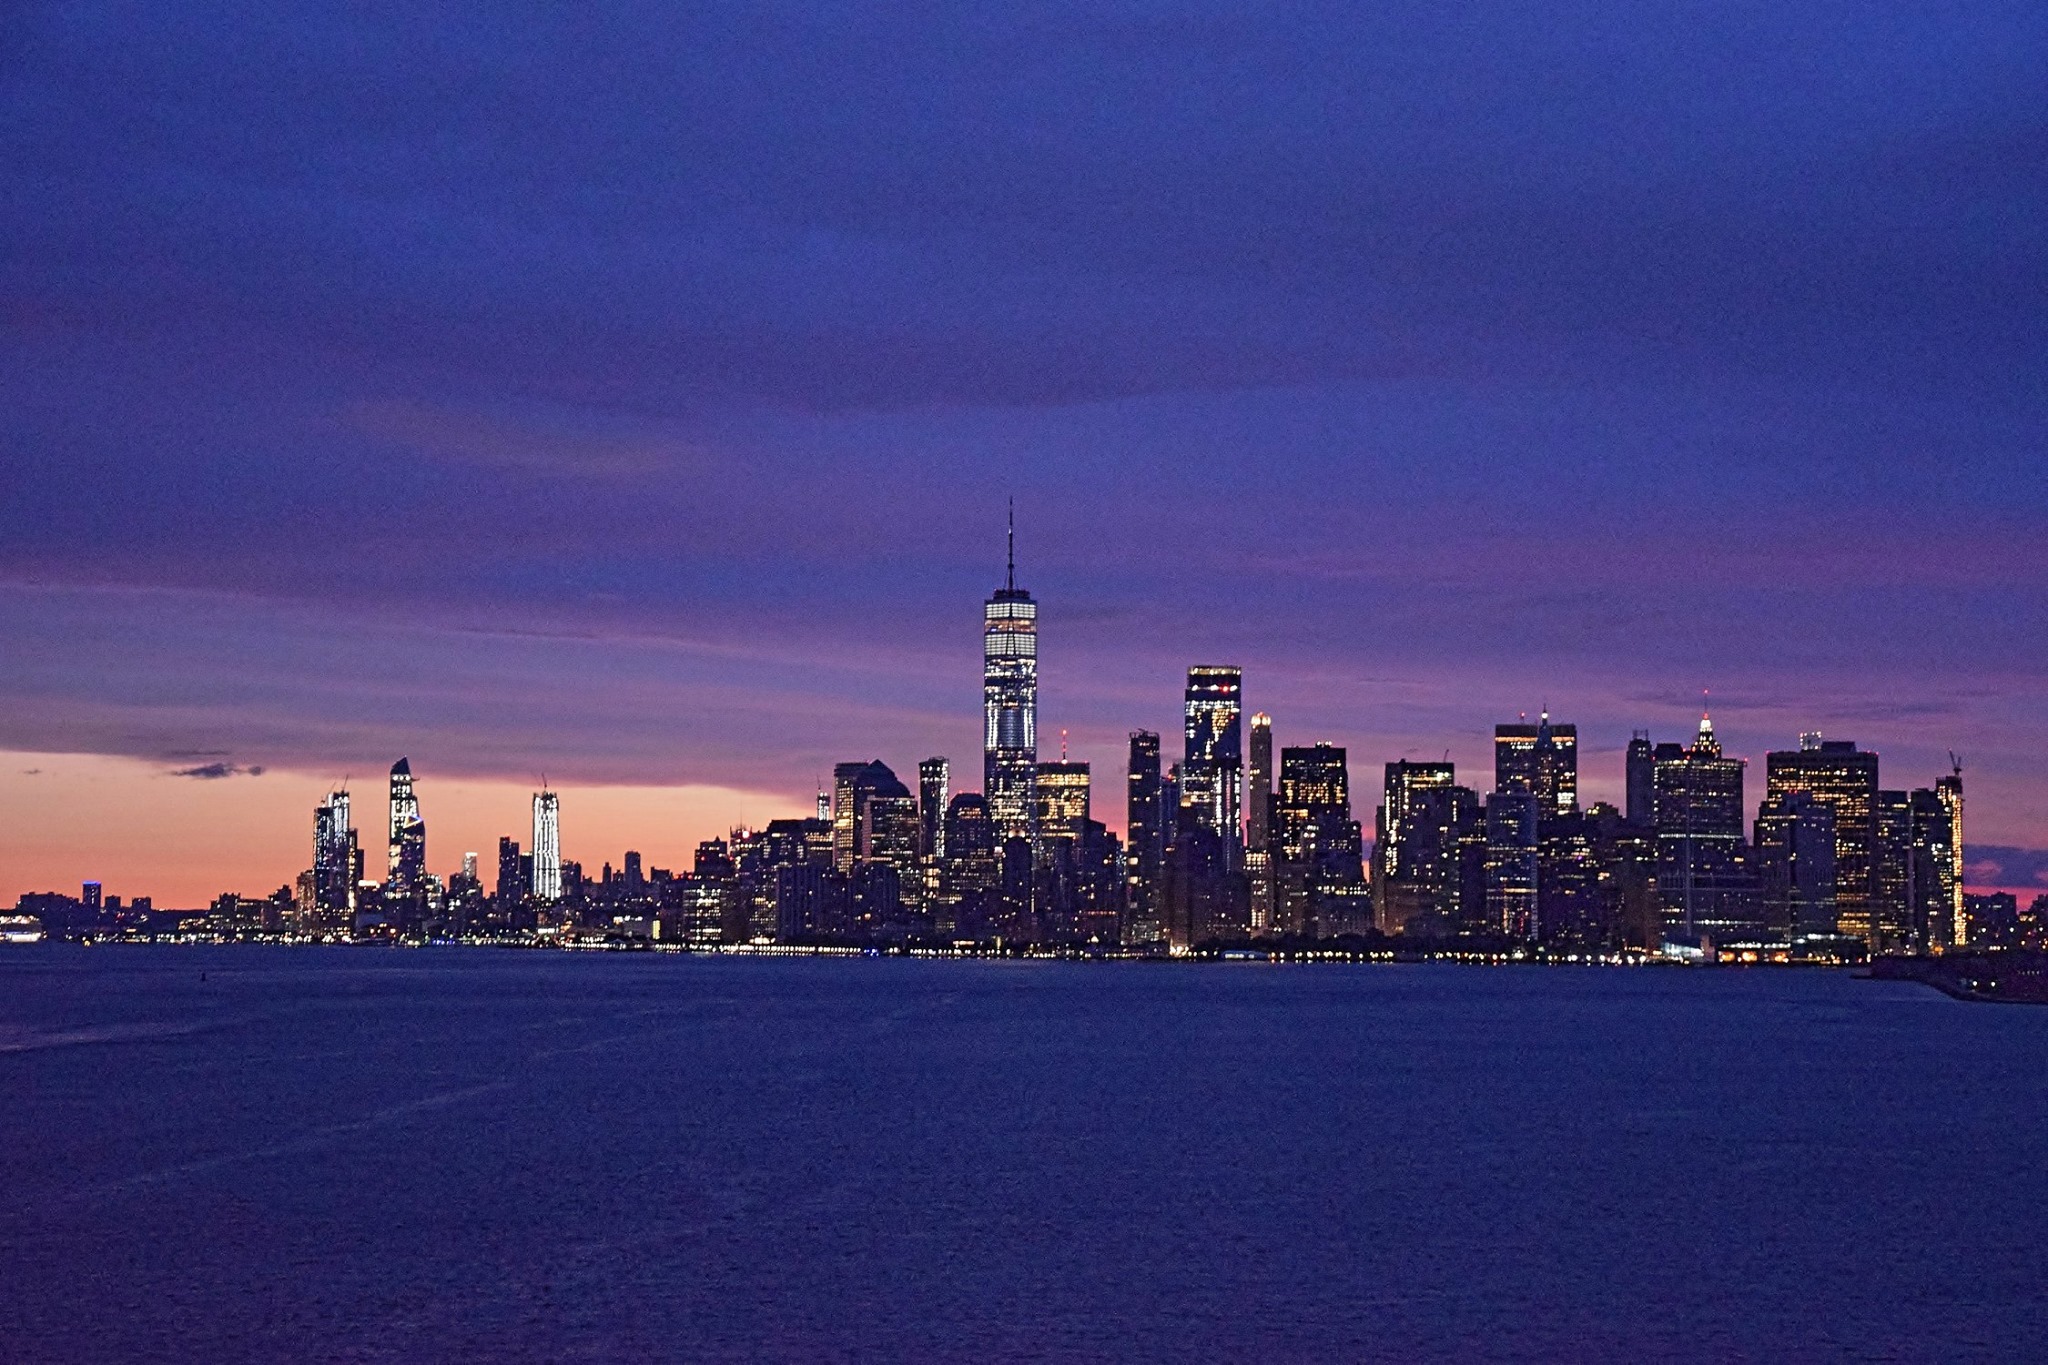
[1755,790,1837,938]
[1873,789,1914,951]
[496,836,527,904]
[1964,892,2021,949]
[1374,761,1464,935]
[940,793,998,938]
[1585,804,1661,950]
[1625,732,1656,826]
[1125,732,1165,946]
[776,863,848,939]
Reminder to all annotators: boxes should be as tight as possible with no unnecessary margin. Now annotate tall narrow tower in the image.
[1182,665,1244,868]
[313,788,354,921]
[387,758,424,893]
[1937,761,1964,947]
[983,505,1038,844]
[1246,713,1274,930]
[531,789,561,903]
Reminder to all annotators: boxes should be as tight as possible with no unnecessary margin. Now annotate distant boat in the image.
[0,916,47,945]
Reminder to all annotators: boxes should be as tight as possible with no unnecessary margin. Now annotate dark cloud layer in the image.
[1967,846,2048,893]
[168,762,265,781]
[0,3,2043,842]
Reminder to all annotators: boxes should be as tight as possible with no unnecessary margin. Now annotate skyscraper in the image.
[386,758,425,896]
[918,757,950,861]
[1765,735,1879,946]
[1272,744,1364,938]
[497,836,526,903]
[833,760,914,873]
[983,511,1038,844]
[1652,714,1758,941]
[531,790,561,903]
[313,789,354,926]
[1625,732,1656,825]
[1246,713,1274,931]
[1034,761,1091,850]
[1494,713,1578,815]
[1182,665,1244,867]
[1873,789,1914,950]
[1755,789,1838,937]
[1935,768,1964,948]
[1125,731,1164,945]
[1484,789,1539,940]
[1375,761,1469,935]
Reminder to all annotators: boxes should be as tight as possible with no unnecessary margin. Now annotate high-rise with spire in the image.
[983,504,1039,845]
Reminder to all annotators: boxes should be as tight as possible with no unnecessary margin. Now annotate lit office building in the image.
[1125,731,1165,945]
[1272,743,1363,938]
[1375,761,1475,936]
[1484,790,1539,940]
[1652,714,1759,941]
[1934,769,1964,948]
[1246,713,1274,932]
[1182,666,1244,867]
[1495,713,1578,815]
[833,760,915,874]
[1035,761,1091,850]
[1764,734,1879,947]
[1755,789,1838,938]
[918,758,950,861]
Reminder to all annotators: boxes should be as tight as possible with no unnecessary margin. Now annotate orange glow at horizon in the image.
[0,751,797,908]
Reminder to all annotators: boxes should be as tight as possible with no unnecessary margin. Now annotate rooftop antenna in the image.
[1950,751,1963,779]
[1061,728,1069,762]
[1007,496,1016,591]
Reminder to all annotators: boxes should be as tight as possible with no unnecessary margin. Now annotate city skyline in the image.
[3,5,2043,908]
[5,541,2027,929]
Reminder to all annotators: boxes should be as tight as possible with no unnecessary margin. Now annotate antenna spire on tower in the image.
[1007,497,1015,591]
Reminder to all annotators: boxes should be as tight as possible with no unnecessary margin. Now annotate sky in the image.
[2,2,2043,906]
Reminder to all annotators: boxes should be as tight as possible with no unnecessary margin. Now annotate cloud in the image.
[168,762,265,780]
[347,401,692,478]
[1966,845,2048,890]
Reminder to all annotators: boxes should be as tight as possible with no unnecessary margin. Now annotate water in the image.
[2,948,2043,1362]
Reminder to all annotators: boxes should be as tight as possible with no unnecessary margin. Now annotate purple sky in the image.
[2,3,2044,895]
